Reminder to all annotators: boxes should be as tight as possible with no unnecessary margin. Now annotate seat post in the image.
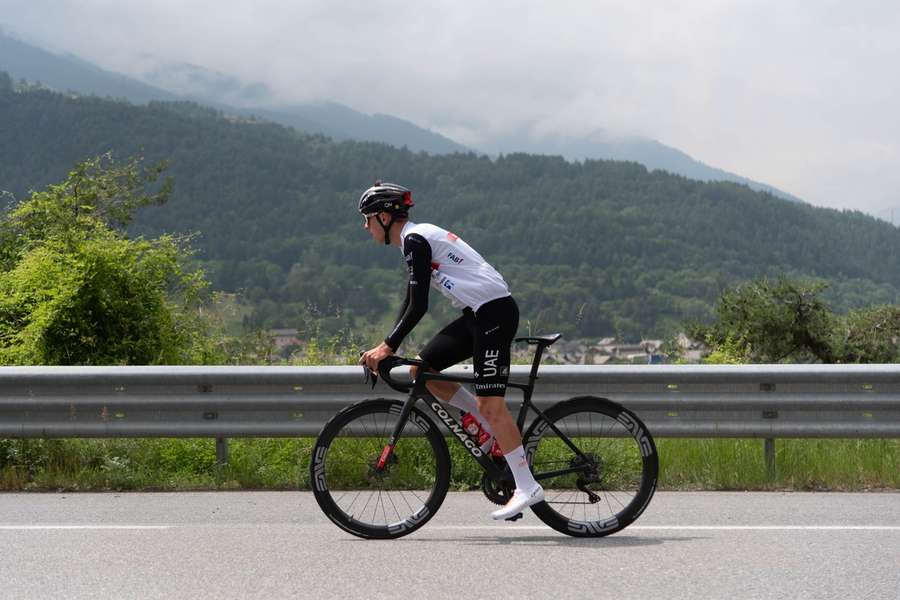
[528,343,547,381]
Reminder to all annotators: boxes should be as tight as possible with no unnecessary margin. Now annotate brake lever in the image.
[364,366,378,388]
[360,352,379,389]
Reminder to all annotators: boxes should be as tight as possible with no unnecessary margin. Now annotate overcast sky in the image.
[3,1,899,217]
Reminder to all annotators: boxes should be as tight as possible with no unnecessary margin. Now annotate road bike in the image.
[310,334,658,539]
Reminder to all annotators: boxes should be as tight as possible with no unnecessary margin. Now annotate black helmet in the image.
[358,182,413,217]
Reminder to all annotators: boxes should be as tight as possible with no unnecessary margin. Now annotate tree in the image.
[0,154,213,365]
[0,152,171,269]
[838,305,900,363]
[694,276,900,363]
[692,277,837,362]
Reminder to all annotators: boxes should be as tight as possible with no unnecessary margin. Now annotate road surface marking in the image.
[0,525,171,530]
[4,524,899,532]
[429,525,900,531]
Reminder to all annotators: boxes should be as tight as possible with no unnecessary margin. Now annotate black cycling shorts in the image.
[419,295,519,397]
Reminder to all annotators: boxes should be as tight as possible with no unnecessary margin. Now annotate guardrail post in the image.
[216,437,229,465]
[764,438,776,480]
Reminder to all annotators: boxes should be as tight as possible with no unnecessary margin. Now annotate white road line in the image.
[0,525,172,530]
[633,526,900,531]
[429,525,900,531]
[3,524,899,532]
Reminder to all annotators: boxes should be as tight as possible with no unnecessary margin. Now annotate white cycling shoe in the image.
[491,485,544,520]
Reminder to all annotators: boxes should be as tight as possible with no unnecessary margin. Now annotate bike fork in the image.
[375,392,419,471]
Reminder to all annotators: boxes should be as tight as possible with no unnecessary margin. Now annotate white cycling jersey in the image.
[399,221,510,311]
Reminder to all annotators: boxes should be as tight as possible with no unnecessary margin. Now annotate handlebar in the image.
[361,355,427,394]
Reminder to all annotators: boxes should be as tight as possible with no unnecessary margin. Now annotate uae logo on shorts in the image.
[483,349,500,376]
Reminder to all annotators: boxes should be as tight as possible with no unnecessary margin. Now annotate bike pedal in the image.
[505,512,524,522]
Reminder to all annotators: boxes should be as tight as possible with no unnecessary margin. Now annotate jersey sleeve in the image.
[392,285,411,329]
[384,233,432,351]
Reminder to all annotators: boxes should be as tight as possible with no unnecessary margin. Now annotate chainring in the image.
[479,456,515,505]
[481,472,515,505]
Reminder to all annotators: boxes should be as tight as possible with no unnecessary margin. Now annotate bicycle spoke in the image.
[603,490,616,516]
[344,490,363,514]
[604,488,630,510]
[398,490,415,515]
[358,489,374,520]
[386,492,402,522]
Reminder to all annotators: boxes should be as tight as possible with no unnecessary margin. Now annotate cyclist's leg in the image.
[415,313,474,401]
[470,295,520,448]
[470,296,541,504]
[416,312,501,440]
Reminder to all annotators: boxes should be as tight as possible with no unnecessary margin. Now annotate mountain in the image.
[0,28,467,154]
[128,58,470,153]
[484,129,803,203]
[874,206,900,227]
[0,28,179,104]
[1,28,804,197]
[125,55,803,200]
[2,83,899,342]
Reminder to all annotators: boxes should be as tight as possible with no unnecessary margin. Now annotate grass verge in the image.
[0,438,897,492]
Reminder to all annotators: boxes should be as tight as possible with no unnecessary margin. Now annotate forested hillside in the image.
[3,76,900,342]
[0,31,467,155]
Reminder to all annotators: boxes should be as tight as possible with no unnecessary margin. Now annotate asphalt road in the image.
[1,491,898,599]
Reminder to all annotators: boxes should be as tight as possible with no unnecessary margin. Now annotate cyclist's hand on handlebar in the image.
[359,342,394,374]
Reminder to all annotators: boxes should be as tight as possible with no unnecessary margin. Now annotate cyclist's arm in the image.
[384,233,431,351]
[393,285,410,329]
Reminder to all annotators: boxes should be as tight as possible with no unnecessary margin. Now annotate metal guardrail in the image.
[2,365,899,475]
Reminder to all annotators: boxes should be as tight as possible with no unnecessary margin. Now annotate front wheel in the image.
[310,399,451,539]
[523,396,658,537]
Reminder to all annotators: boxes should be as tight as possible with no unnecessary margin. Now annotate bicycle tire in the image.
[310,398,450,539]
[523,396,658,537]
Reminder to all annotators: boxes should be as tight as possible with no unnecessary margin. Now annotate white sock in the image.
[448,387,494,436]
[504,445,539,492]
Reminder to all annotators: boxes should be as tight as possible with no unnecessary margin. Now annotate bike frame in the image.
[377,342,596,485]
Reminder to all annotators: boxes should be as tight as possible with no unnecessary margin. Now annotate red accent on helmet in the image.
[447,232,459,241]
[403,191,413,206]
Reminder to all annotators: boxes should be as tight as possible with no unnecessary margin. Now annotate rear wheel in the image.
[523,396,658,537]
[310,399,450,539]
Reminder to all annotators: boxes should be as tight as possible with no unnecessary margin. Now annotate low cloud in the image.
[2,0,899,213]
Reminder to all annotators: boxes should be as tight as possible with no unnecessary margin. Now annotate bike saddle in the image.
[514,333,562,346]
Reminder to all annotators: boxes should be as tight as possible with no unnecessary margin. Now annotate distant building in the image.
[270,328,301,353]
[519,334,706,365]
[674,333,707,363]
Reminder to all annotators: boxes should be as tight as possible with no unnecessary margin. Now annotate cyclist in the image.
[357,181,544,520]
